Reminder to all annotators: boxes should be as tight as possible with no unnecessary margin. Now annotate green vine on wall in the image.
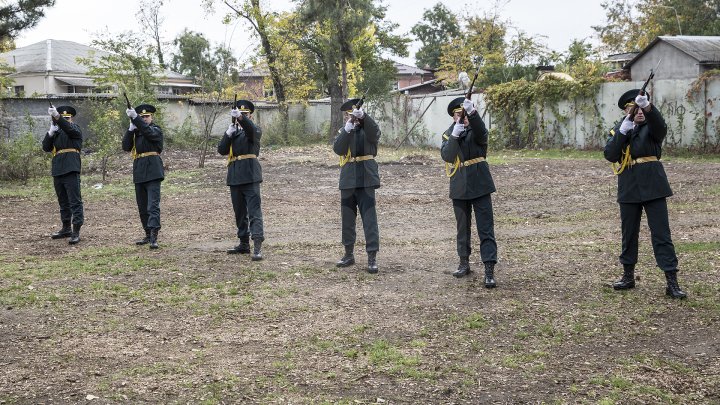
[686,69,720,152]
[484,76,604,149]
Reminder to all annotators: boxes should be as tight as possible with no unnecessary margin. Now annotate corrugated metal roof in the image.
[394,61,432,76]
[626,36,720,68]
[0,39,109,73]
[661,36,720,62]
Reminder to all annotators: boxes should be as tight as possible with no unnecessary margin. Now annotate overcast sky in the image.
[16,0,608,67]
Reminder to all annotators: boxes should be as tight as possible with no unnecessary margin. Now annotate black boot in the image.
[484,262,497,288]
[613,264,636,290]
[68,224,81,245]
[665,270,687,299]
[367,251,378,274]
[336,245,355,267]
[452,256,470,278]
[135,229,151,245]
[149,228,159,250]
[227,237,250,254]
[251,239,263,261]
[51,222,72,239]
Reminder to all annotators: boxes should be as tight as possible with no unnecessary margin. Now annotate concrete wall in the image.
[2,77,719,150]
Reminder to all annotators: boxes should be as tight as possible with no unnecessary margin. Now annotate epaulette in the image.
[442,133,449,141]
[610,129,615,136]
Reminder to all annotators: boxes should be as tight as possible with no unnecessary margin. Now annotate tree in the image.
[297,0,409,140]
[171,30,219,83]
[0,0,55,48]
[410,3,460,69]
[594,0,720,53]
[77,31,162,178]
[139,0,167,68]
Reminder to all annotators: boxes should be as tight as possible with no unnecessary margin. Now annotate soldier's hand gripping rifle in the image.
[350,88,369,124]
[47,95,57,122]
[458,57,483,123]
[629,58,662,120]
[231,93,238,129]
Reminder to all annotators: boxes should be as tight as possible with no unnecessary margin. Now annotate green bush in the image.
[166,116,204,149]
[0,119,48,183]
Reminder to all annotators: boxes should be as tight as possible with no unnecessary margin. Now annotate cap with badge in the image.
[134,104,156,116]
[447,96,465,116]
[235,100,255,114]
[56,106,77,117]
[340,98,362,113]
[617,89,650,110]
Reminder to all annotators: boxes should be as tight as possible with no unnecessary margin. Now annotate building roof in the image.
[0,39,109,74]
[1,39,195,82]
[626,36,720,68]
[394,61,432,76]
[603,52,639,63]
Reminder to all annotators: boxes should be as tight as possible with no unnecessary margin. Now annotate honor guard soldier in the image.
[332,98,381,274]
[441,97,498,287]
[122,104,164,249]
[218,100,265,261]
[604,90,687,298]
[42,105,84,245]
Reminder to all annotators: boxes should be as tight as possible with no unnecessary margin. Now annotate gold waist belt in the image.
[134,151,160,159]
[630,156,658,165]
[461,156,486,167]
[56,148,80,154]
[228,154,257,162]
[347,155,374,163]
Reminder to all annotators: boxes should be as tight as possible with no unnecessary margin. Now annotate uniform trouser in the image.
[230,182,264,241]
[135,180,161,231]
[453,194,497,263]
[53,172,84,225]
[619,197,678,272]
[340,187,379,252]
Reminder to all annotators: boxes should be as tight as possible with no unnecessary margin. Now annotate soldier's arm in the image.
[333,127,352,156]
[55,116,82,139]
[361,114,380,144]
[644,105,668,143]
[133,117,163,142]
[467,111,488,146]
[441,131,460,163]
[603,121,628,163]
[41,132,54,152]
[217,133,231,155]
[121,130,134,152]
[238,118,260,142]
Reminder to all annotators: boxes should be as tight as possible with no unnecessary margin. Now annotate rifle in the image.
[231,93,238,127]
[350,88,369,124]
[123,92,132,110]
[47,95,57,122]
[458,57,483,123]
[629,58,661,120]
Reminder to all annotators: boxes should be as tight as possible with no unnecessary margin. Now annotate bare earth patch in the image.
[1,146,718,403]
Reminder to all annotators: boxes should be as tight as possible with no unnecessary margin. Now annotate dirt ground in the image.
[1,145,719,404]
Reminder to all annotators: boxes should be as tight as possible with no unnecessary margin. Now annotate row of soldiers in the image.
[42,90,687,298]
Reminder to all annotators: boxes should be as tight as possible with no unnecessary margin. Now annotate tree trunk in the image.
[328,62,344,142]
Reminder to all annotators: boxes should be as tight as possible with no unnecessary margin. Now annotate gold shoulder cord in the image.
[131,134,137,160]
[445,155,460,177]
[612,145,632,175]
[339,148,351,167]
[227,144,234,167]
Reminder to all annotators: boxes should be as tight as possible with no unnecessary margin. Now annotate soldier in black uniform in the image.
[217,100,265,261]
[332,99,380,274]
[122,104,164,250]
[42,105,84,245]
[604,89,687,299]
[441,97,498,288]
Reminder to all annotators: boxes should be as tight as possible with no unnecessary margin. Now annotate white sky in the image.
[16,0,608,67]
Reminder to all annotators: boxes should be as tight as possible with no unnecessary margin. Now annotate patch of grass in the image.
[464,313,487,330]
[675,241,720,253]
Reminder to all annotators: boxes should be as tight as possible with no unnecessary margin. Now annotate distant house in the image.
[393,62,435,91]
[0,39,199,97]
[625,36,720,80]
[602,52,638,80]
[236,65,271,99]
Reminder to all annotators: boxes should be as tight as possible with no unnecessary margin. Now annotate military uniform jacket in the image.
[122,117,164,184]
[604,106,672,203]
[332,114,381,190]
[441,111,496,200]
[217,118,263,186]
[41,117,82,177]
